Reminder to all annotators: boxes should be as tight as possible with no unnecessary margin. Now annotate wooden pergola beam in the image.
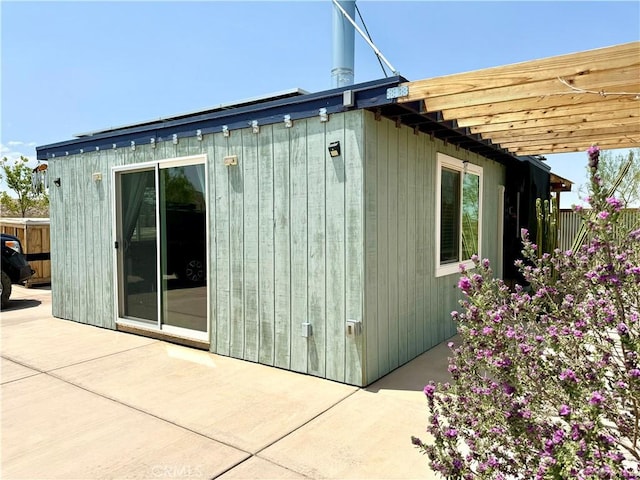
[470,114,639,135]
[489,137,639,152]
[399,42,640,155]
[508,139,638,155]
[454,99,638,128]
[440,90,640,122]
[399,42,640,102]
[499,135,638,149]
[423,70,638,112]
[486,125,638,145]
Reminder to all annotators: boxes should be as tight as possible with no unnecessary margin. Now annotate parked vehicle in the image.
[1,233,34,309]
[164,207,206,284]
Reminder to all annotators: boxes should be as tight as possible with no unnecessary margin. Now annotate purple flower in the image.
[598,211,609,220]
[587,145,600,169]
[502,383,516,395]
[423,383,437,397]
[589,391,604,406]
[552,429,564,444]
[559,369,578,382]
[570,423,582,441]
[519,343,533,354]
[559,404,571,416]
[606,197,623,212]
[445,428,458,438]
[629,369,640,378]
[458,276,472,293]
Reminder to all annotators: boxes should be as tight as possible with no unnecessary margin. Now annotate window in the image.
[436,153,483,277]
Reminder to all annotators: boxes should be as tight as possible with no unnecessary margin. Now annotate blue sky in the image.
[2,1,639,206]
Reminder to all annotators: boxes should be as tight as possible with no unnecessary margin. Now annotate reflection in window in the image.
[440,168,460,264]
[462,172,480,260]
[437,154,482,275]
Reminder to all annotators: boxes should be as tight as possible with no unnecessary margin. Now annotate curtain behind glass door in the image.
[120,170,158,322]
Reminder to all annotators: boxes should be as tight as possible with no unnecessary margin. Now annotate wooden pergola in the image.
[397,41,640,156]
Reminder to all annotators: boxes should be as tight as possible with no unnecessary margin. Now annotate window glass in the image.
[462,172,480,259]
[436,154,483,277]
[440,168,460,263]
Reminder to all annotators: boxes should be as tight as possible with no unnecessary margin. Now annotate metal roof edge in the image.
[516,155,552,172]
[36,76,405,159]
[73,88,312,138]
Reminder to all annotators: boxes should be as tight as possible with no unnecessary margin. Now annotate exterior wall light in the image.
[328,141,341,157]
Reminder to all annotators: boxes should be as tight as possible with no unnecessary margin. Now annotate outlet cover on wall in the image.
[301,322,312,338]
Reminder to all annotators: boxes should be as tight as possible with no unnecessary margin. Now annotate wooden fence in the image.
[558,209,640,251]
[0,218,51,287]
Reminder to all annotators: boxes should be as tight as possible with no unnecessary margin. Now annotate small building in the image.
[37,76,550,386]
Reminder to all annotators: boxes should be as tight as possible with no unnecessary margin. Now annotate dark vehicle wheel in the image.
[181,259,205,284]
[1,271,11,309]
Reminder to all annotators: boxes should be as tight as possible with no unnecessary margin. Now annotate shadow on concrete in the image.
[2,299,42,311]
[365,336,458,394]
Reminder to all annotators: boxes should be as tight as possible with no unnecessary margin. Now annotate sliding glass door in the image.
[114,157,208,341]
[159,163,207,334]
[119,169,158,323]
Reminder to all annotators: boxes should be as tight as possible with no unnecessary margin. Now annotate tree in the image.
[580,148,640,207]
[0,156,46,217]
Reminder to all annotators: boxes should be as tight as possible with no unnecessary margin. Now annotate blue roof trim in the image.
[35,74,548,174]
[36,77,404,160]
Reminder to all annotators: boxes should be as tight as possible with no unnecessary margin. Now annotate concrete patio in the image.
[1,285,453,479]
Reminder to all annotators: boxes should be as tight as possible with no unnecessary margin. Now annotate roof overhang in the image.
[37,77,402,160]
[396,41,640,156]
[37,76,539,168]
[550,172,573,192]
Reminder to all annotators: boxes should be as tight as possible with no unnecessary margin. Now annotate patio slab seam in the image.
[40,368,256,457]
[38,367,361,479]
[0,340,160,375]
[0,358,42,385]
[211,387,361,479]
[213,454,312,480]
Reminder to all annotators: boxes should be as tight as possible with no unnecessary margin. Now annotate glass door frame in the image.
[112,154,209,343]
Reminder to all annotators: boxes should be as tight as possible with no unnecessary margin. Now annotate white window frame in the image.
[435,153,483,277]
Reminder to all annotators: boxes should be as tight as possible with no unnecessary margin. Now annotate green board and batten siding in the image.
[361,111,505,384]
[48,108,504,386]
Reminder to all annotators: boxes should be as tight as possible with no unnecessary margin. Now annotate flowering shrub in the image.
[412,146,639,479]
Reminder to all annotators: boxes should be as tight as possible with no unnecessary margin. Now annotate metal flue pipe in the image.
[331,0,356,88]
